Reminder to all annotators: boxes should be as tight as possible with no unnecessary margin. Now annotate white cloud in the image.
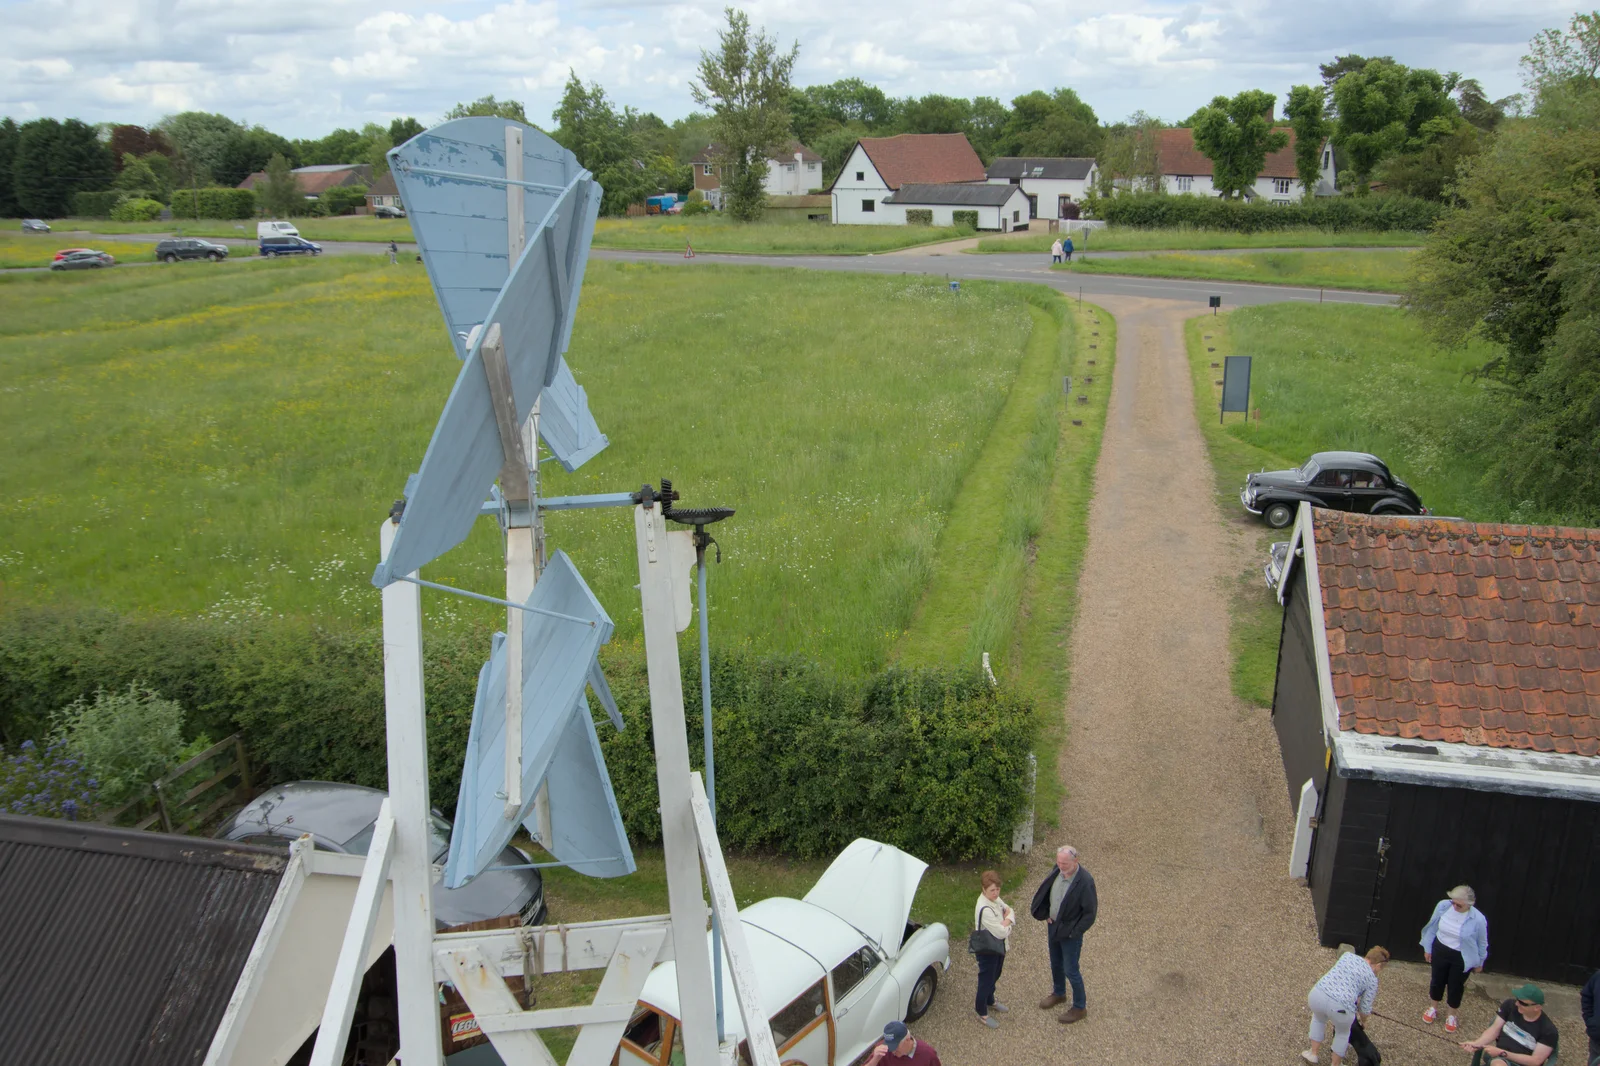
[0,0,1581,135]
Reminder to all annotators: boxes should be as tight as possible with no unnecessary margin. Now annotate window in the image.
[1350,471,1387,489]
[1030,166,1045,177]
[702,164,713,176]
[784,163,796,172]
[1272,199,1291,206]
[1273,178,1292,195]
[807,162,817,170]
[1323,149,1331,168]
[1176,176,1193,192]
[1313,469,1354,488]
[1012,209,1020,222]
[855,171,864,181]
[861,199,875,213]
[831,945,881,1000]
[621,1008,667,1065]
[769,981,827,1048]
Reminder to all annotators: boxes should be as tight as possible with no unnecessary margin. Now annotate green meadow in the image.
[975,227,1426,254]
[591,214,972,255]
[1059,248,1416,292]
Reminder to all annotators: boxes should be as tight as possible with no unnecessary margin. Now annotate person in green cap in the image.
[1460,983,1558,1066]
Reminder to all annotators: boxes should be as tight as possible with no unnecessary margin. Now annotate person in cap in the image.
[1420,883,1489,1033]
[865,1021,940,1066]
[1030,844,1097,1024]
[1461,984,1558,1066]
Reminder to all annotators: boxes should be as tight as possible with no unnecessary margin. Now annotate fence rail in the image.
[100,733,253,835]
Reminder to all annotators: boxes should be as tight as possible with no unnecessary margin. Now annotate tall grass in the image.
[975,227,1426,254]
[0,256,1036,674]
[0,234,170,269]
[1058,249,1416,292]
[592,214,972,254]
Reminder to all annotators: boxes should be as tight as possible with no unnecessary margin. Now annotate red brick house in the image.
[692,141,823,205]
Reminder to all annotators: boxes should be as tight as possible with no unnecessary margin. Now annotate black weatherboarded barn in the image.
[1271,509,1600,985]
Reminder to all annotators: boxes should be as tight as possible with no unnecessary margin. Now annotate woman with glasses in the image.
[1302,946,1389,1065]
[1461,983,1559,1066]
[1421,884,1490,1033]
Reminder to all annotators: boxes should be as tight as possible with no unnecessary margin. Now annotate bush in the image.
[51,683,187,806]
[1090,191,1447,233]
[680,200,713,216]
[0,738,99,820]
[952,210,979,230]
[321,185,369,216]
[172,187,257,220]
[905,209,933,226]
[0,606,1037,859]
[73,190,124,217]
[110,197,164,222]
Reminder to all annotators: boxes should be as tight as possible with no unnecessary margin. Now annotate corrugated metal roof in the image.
[883,182,1022,207]
[986,157,1096,181]
[0,814,287,1066]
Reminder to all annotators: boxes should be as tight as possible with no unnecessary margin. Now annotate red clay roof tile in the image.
[1312,511,1600,757]
[854,134,987,189]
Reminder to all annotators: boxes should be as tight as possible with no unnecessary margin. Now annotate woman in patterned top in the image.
[1420,884,1489,1034]
[1302,946,1390,1065]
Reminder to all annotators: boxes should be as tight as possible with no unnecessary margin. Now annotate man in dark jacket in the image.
[1581,968,1599,1065]
[1030,844,1098,1024]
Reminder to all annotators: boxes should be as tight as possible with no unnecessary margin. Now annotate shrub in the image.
[110,197,164,222]
[73,190,124,217]
[681,200,713,216]
[952,210,979,230]
[1091,191,1447,233]
[905,209,933,226]
[0,738,99,820]
[321,185,369,216]
[172,187,257,220]
[51,683,186,805]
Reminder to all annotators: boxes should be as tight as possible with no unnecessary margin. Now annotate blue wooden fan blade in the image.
[539,357,609,473]
[443,553,629,887]
[532,692,636,879]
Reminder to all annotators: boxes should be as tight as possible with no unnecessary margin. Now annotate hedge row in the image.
[905,209,933,226]
[953,210,978,229]
[0,607,1036,860]
[1087,191,1448,233]
[111,198,163,222]
[72,190,123,217]
[173,187,258,220]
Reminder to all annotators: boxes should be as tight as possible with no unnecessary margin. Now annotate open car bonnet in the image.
[801,838,928,959]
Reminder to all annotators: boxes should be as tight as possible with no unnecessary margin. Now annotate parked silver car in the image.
[215,780,545,929]
[21,218,50,233]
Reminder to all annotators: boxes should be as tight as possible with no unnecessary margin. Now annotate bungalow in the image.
[365,170,401,210]
[692,141,823,207]
[985,157,1098,220]
[883,183,1031,231]
[1270,508,1600,984]
[1153,128,1336,201]
[238,163,373,198]
[828,133,989,226]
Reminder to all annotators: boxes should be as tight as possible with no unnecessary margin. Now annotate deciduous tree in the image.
[443,95,530,123]
[692,7,798,222]
[999,89,1100,159]
[156,112,243,184]
[260,152,300,218]
[1190,89,1288,199]
[1331,59,1458,192]
[388,117,425,145]
[1093,112,1163,195]
[1285,85,1330,200]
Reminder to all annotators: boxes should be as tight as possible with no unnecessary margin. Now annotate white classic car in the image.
[615,839,951,1066]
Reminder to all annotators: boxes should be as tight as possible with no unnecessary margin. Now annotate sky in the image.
[0,0,1584,138]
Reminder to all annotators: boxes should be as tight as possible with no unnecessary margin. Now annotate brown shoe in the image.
[1038,994,1067,1009]
[1058,1007,1087,1024]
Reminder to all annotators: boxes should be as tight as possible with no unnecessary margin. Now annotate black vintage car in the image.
[1240,451,1427,528]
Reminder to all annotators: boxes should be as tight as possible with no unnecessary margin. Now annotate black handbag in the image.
[967,904,1006,956]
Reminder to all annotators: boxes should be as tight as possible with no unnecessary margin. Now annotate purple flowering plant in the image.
[0,738,99,820]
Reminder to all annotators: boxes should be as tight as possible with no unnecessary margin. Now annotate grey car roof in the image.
[1308,451,1388,471]
[227,779,386,846]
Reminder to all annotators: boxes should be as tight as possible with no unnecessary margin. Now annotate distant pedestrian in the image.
[1303,946,1389,1066]
[972,870,1013,1028]
[866,1021,940,1066]
[1420,884,1489,1034]
[1063,235,1075,261]
[1030,844,1097,1024]
[1050,238,1063,264]
[388,241,398,265]
[1461,984,1558,1066]
[1580,968,1599,1065]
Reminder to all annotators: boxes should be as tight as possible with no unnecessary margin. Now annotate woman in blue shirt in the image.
[1421,885,1490,1034]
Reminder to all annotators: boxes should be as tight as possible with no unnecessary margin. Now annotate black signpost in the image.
[1221,355,1251,424]
[1209,294,1222,314]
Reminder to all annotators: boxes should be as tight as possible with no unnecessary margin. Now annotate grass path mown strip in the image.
[591,215,973,255]
[1057,248,1415,293]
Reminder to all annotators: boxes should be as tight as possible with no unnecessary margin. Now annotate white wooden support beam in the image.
[309,800,396,1066]
[380,518,444,1066]
[432,914,679,980]
[565,924,669,1065]
[506,125,526,266]
[475,1002,635,1033]
[634,503,718,1066]
[689,773,780,1066]
[441,946,559,1066]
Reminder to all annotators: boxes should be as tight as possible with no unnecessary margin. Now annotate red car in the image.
[53,247,93,261]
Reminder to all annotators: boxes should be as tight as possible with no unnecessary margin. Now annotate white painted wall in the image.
[766,155,823,196]
[830,144,895,225]
[1157,140,1339,203]
[986,173,1097,217]
[894,187,1030,231]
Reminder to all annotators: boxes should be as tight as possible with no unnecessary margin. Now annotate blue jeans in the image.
[975,952,1005,1015]
[1049,935,1086,1008]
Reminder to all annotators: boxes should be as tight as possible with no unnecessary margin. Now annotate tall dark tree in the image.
[803,77,895,129]
[552,72,653,215]
[692,7,798,222]
[1320,54,1389,91]
[108,125,172,170]
[1190,89,1288,198]
[963,96,1011,161]
[1284,84,1330,199]
[388,117,426,145]
[0,118,19,217]
[898,94,971,135]
[1454,78,1507,131]
[156,112,243,183]
[214,126,294,187]
[998,89,1100,158]
[13,118,113,216]
[260,152,301,219]
[1331,58,1459,192]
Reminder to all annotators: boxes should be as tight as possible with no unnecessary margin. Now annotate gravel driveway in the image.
[911,296,1583,1065]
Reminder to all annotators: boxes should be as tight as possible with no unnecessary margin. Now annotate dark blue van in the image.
[260,236,322,258]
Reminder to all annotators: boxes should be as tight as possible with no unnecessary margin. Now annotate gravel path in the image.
[910,296,1578,1065]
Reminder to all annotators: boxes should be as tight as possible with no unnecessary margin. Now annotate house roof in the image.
[367,170,398,197]
[1312,510,1600,757]
[986,157,1096,181]
[1155,127,1301,181]
[690,140,821,165]
[238,163,371,194]
[0,814,288,1063]
[851,133,986,190]
[884,183,1024,207]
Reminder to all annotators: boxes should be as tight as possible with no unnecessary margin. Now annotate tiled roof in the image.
[1314,510,1600,757]
[237,163,371,194]
[856,133,986,189]
[367,169,398,197]
[885,182,1023,206]
[1155,127,1301,180]
[987,157,1096,181]
[691,140,821,165]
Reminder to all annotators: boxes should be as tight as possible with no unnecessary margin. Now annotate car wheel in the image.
[208,252,222,261]
[1264,502,1294,529]
[904,966,937,1022]
[163,253,178,263]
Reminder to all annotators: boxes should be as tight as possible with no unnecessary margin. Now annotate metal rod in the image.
[539,492,638,511]
[393,161,581,197]
[396,575,596,627]
[699,549,723,1042]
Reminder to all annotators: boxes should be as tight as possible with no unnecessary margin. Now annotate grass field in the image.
[1057,249,1415,292]
[0,255,1042,674]
[1183,304,1507,705]
[591,214,972,255]
[4,216,416,243]
[975,227,1426,254]
[0,233,177,269]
